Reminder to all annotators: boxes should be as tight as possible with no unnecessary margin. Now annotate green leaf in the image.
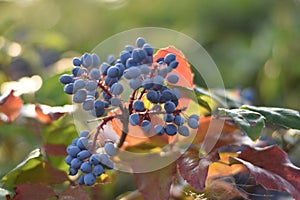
[0,149,42,191]
[219,108,265,140]
[241,105,300,130]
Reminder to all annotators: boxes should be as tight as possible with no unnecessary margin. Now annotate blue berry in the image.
[59,74,73,84]
[72,67,81,76]
[72,138,79,146]
[158,66,169,78]
[67,145,81,157]
[126,57,136,68]
[120,51,131,64]
[174,115,184,126]
[104,142,116,156]
[89,68,101,80]
[73,89,87,103]
[77,150,91,160]
[77,137,89,150]
[189,114,200,121]
[160,90,173,103]
[104,77,118,87]
[110,83,124,95]
[64,83,74,95]
[167,74,179,84]
[93,164,104,176]
[69,167,78,176]
[89,154,100,165]
[65,155,73,165]
[70,158,82,169]
[107,54,115,65]
[143,43,154,56]
[169,61,179,69]
[136,37,146,48]
[165,124,177,136]
[78,175,85,185]
[107,66,119,78]
[154,125,164,135]
[125,45,134,53]
[164,113,175,122]
[81,53,93,68]
[140,65,151,75]
[146,90,159,103]
[73,57,82,66]
[178,125,189,136]
[142,78,153,89]
[187,118,199,129]
[129,113,140,126]
[164,101,176,113]
[91,53,100,67]
[79,130,89,137]
[80,162,92,173]
[164,53,176,65]
[141,120,152,132]
[98,153,109,166]
[85,81,98,91]
[82,99,94,111]
[74,79,86,91]
[100,63,110,75]
[123,67,141,79]
[84,173,96,186]
[133,100,145,112]
[129,78,142,90]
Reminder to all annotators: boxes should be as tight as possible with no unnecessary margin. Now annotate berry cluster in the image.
[60,37,200,186]
[65,130,115,186]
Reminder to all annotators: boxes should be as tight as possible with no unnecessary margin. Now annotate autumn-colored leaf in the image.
[42,143,67,157]
[35,104,65,123]
[0,90,22,123]
[230,145,300,199]
[13,183,57,200]
[59,185,89,200]
[133,163,177,200]
[154,46,194,89]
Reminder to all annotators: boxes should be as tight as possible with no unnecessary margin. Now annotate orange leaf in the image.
[0,90,22,123]
[153,46,194,89]
[35,104,65,124]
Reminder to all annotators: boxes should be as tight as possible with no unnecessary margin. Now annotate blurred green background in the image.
[0,0,299,184]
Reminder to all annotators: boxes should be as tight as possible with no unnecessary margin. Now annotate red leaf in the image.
[177,148,219,191]
[0,90,22,123]
[59,185,89,200]
[133,163,177,200]
[35,104,65,124]
[15,161,68,185]
[13,183,56,200]
[154,46,194,89]
[231,145,300,199]
[43,144,67,157]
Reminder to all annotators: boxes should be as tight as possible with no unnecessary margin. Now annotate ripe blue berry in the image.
[65,155,73,165]
[165,124,177,136]
[141,120,152,132]
[167,74,179,84]
[69,167,78,176]
[70,158,82,169]
[174,115,184,126]
[133,100,145,112]
[77,150,91,160]
[78,175,85,185]
[59,74,73,84]
[146,90,159,103]
[100,63,110,75]
[120,51,131,64]
[107,54,115,65]
[79,130,89,137]
[67,145,81,157]
[81,53,93,68]
[89,154,100,165]
[82,99,94,111]
[74,79,86,91]
[178,125,189,136]
[94,164,104,176]
[110,97,121,107]
[80,162,92,173]
[164,113,175,122]
[77,137,89,150]
[142,78,153,89]
[85,81,98,91]
[72,67,80,76]
[164,101,176,113]
[84,173,96,186]
[187,118,199,129]
[73,57,82,66]
[169,61,179,69]
[129,78,142,90]
[104,142,116,156]
[91,53,100,67]
[136,37,146,48]
[73,89,87,103]
[154,125,164,135]
[110,83,124,95]
[189,114,200,121]
[89,68,101,80]
[107,66,119,78]
[64,83,74,95]
[143,43,154,56]
[129,113,140,126]
[164,53,176,65]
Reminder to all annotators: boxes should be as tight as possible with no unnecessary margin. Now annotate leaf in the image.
[13,183,57,200]
[241,105,300,130]
[154,46,194,89]
[35,103,67,124]
[177,148,220,191]
[230,145,300,199]
[0,90,22,123]
[219,108,265,140]
[59,185,89,200]
[0,149,42,191]
[133,163,177,200]
[42,143,67,157]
